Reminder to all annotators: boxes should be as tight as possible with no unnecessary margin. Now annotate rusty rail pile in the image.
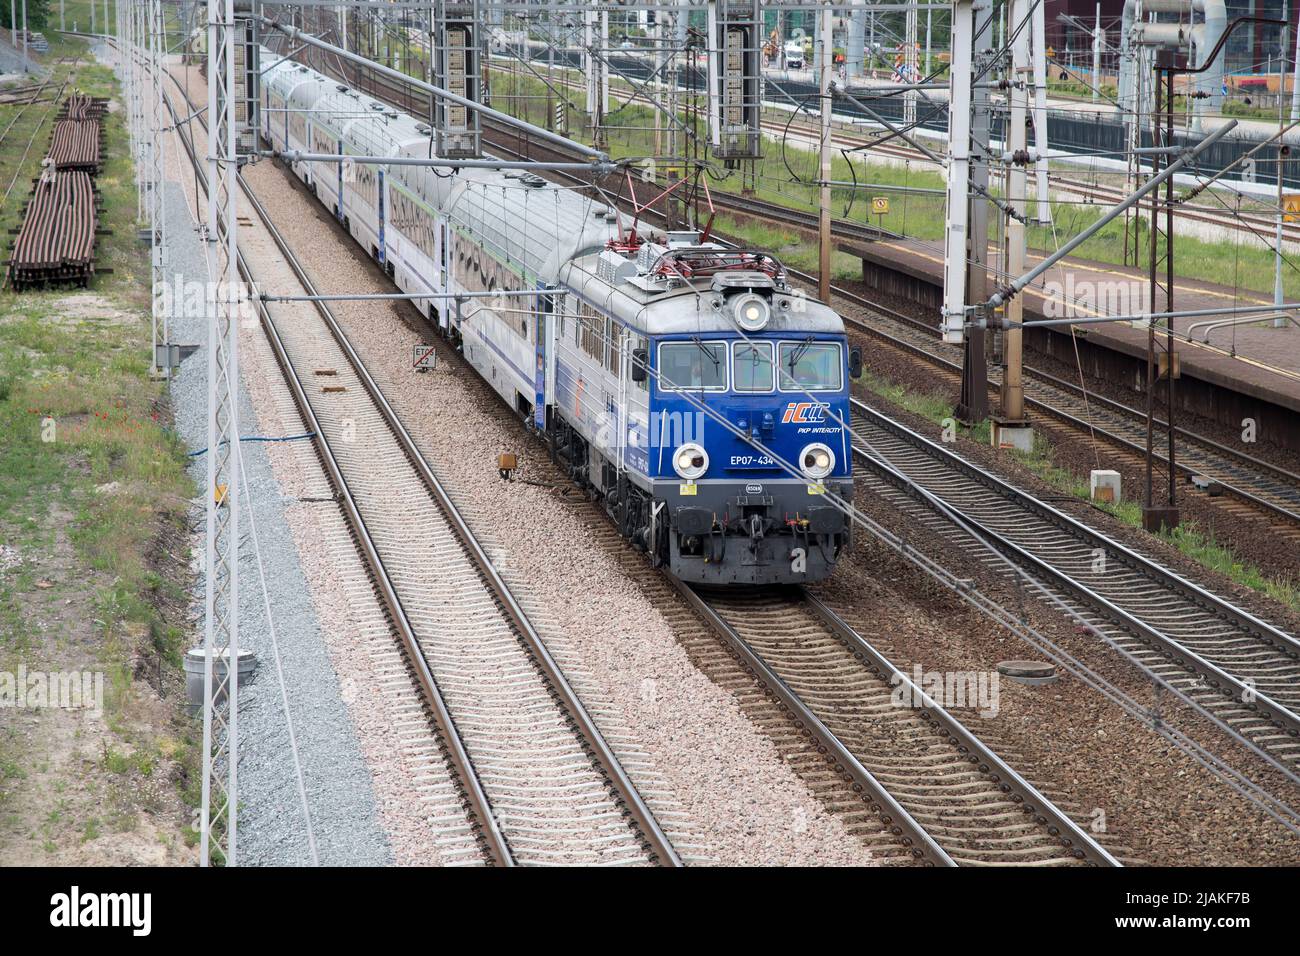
[8,92,108,290]
[46,93,107,172]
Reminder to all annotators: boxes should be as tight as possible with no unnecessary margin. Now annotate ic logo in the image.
[745,483,763,495]
[781,402,828,424]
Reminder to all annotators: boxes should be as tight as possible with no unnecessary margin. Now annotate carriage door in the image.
[534,289,553,431]
[377,169,386,265]
[336,143,345,222]
[438,223,450,332]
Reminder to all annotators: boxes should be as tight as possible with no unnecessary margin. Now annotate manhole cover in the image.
[997,660,1058,685]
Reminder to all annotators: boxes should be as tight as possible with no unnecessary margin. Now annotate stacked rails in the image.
[9,165,97,289]
[7,92,108,290]
[46,93,107,172]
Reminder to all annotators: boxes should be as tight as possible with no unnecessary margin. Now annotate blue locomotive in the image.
[260,50,860,584]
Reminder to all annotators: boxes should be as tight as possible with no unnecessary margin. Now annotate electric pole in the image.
[818,0,832,303]
[995,0,1033,449]
[947,0,993,424]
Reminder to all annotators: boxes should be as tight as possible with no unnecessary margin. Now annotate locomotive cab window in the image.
[732,341,774,392]
[778,341,843,392]
[658,341,727,391]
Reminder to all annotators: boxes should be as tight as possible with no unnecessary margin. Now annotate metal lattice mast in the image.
[150,0,168,378]
[134,0,146,223]
[1000,0,1030,427]
[942,0,975,346]
[200,0,243,868]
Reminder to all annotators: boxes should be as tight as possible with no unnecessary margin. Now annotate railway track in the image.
[676,583,1120,866]
[281,47,1129,866]
[454,117,1300,745]
[488,59,1300,248]
[159,55,682,867]
[849,397,1300,768]
[339,56,1300,661]
[459,112,1300,783]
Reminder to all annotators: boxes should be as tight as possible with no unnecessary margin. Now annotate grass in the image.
[857,368,990,444]
[0,29,199,854]
[474,63,1300,300]
[854,369,1300,615]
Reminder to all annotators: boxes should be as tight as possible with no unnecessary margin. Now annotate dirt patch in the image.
[0,500,196,866]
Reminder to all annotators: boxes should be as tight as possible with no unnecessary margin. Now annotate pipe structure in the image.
[1120,0,1228,125]
[259,14,607,160]
[847,0,865,78]
[985,119,1239,311]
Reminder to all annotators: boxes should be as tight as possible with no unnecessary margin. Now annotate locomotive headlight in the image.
[673,442,709,481]
[800,443,835,480]
[731,292,770,332]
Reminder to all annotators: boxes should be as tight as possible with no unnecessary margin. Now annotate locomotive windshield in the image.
[779,342,843,391]
[732,342,774,392]
[659,340,727,390]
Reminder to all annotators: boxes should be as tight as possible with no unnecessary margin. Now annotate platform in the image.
[854,236,1300,449]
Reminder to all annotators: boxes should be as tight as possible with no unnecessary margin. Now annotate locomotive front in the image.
[638,249,859,585]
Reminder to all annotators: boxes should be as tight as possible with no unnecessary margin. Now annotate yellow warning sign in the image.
[1284,194,1300,222]
[871,196,890,215]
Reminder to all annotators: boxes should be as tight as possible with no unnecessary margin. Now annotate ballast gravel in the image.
[239,152,878,865]
[149,54,394,866]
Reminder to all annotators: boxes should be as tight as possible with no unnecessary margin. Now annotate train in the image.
[258,48,860,585]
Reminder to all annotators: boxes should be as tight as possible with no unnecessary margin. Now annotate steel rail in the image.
[159,57,682,868]
[157,69,515,866]
[800,592,1121,867]
[665,578,956,867]
[849,397,1300,743]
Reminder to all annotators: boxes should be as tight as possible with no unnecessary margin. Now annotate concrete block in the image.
[992,422,1034,453]
[1090,469,1121,504]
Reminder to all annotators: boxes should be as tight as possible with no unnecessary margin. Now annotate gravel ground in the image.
[819,394,1300,864]
[240,155,879,866]
[839,279,1300,588]
[148,54,393,865]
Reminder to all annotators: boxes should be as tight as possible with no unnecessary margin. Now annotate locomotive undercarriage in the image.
[543,412,848,584]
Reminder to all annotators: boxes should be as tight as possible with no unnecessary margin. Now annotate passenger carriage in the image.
[256,47,858,585]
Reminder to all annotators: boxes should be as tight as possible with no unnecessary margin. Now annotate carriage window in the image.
[605,319,621,377]
[732,341,774,392]
[579,304,603,361]
[778,341,843,392]
[658,341,727,391]
[632,335,648,391]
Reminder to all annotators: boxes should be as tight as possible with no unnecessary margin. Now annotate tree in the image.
[2,0,51,33]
